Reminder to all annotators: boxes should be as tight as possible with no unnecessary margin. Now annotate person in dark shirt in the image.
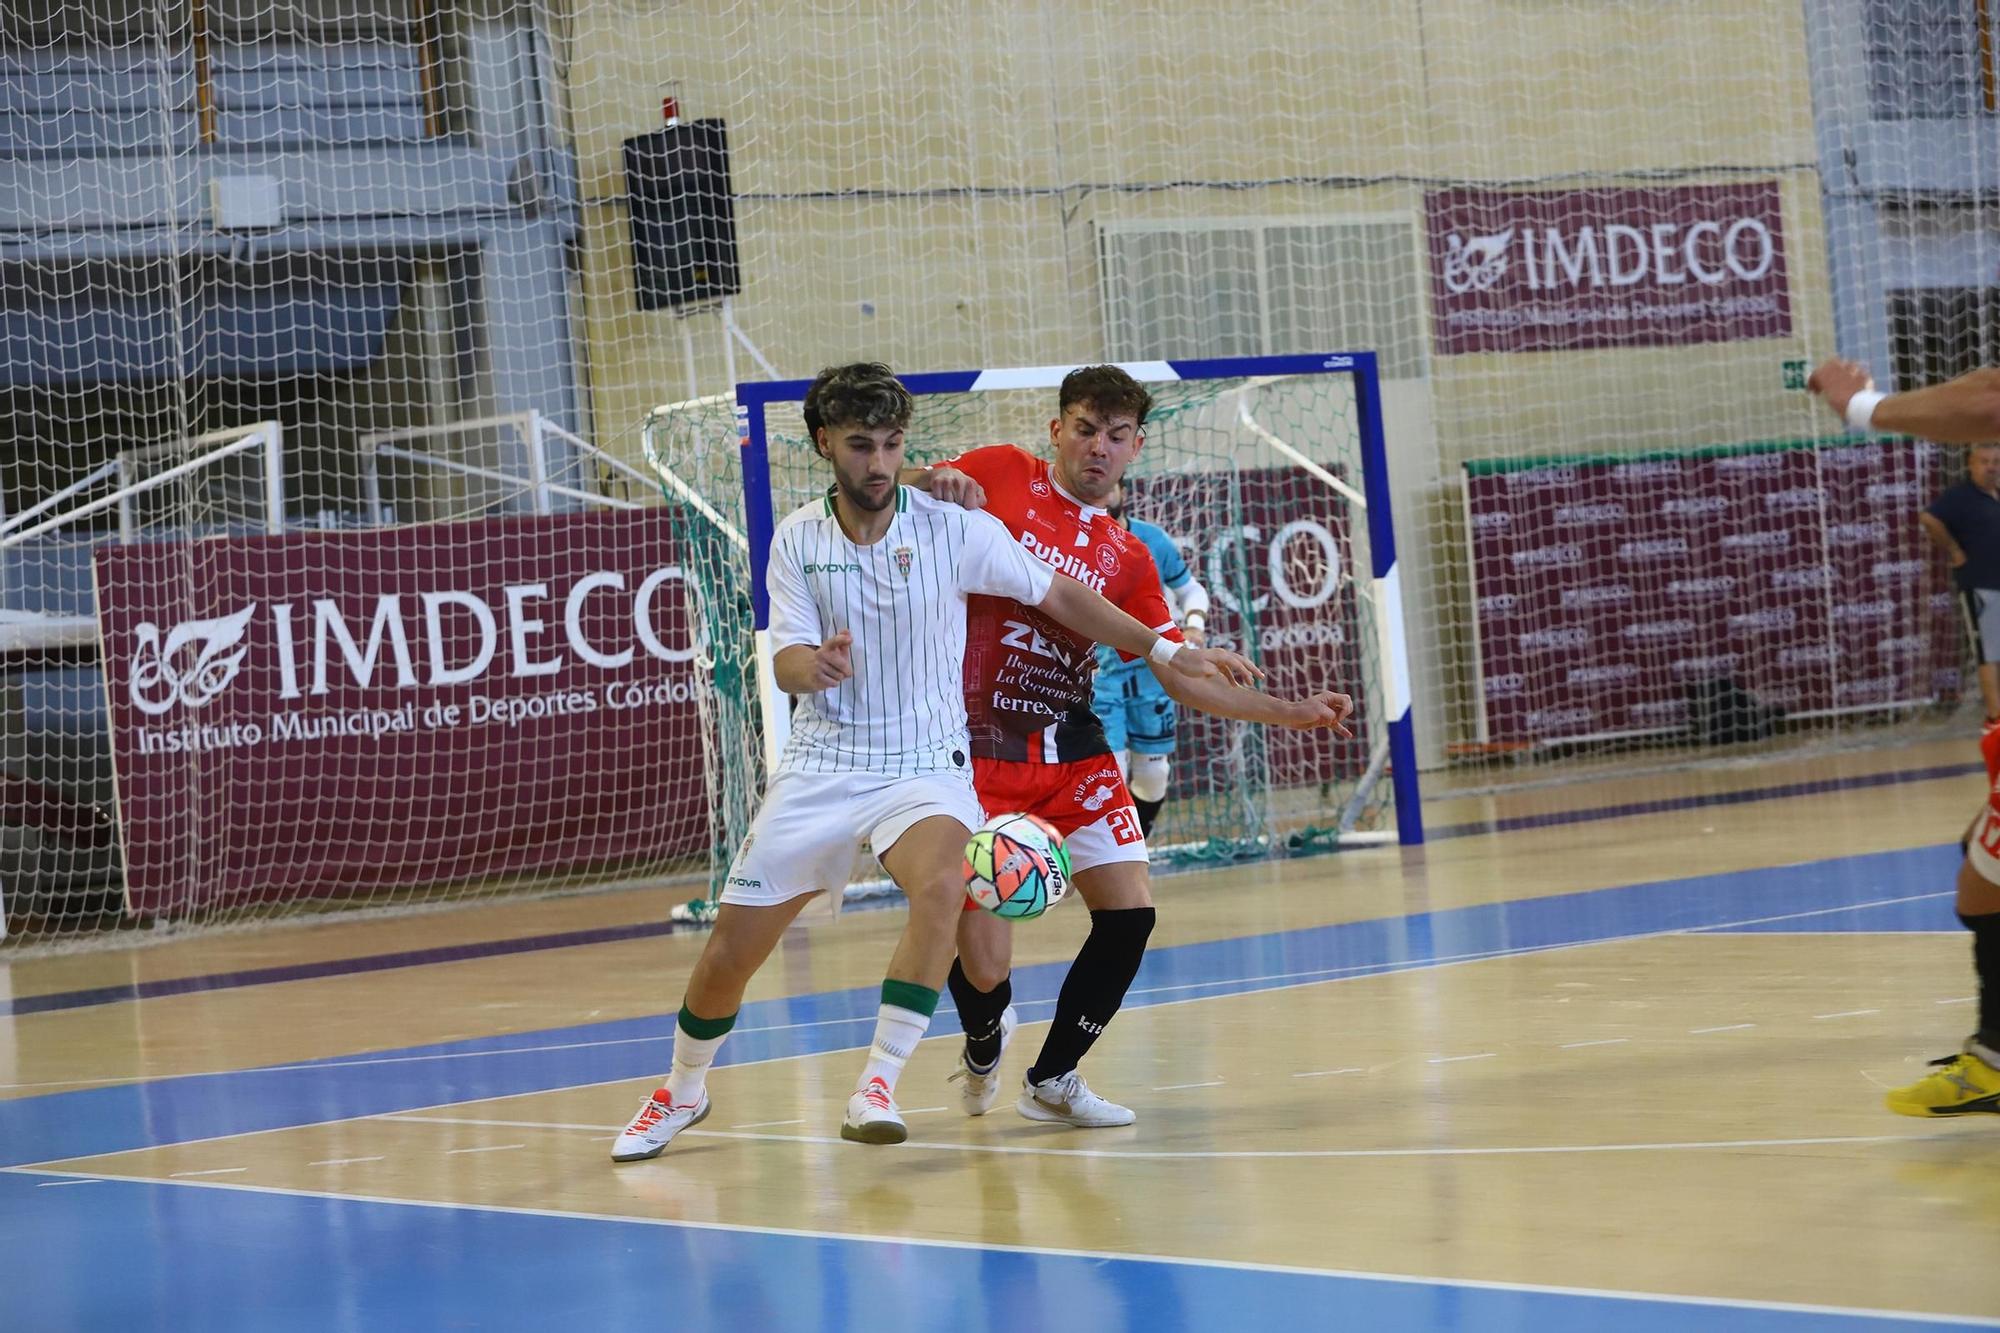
[1922,444,2000,724]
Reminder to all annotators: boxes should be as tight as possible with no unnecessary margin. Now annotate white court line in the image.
[1153,1080,1223,1091]
[169,1167,246,1178]
[1428,1053,1496,1065]
[900,1106,948,1115]
[1559,1038,1630,1049]
[1689,1024,1757,1034]
[373,1112,1935,1163]
[730,1119,803,1130]
[1291,1068,1363,1078]
[1937,997,1975,1005]
[445,1144,523,1156]
[1814,1009,1881,1020]
[33,1178,102,1187]
[309,1157,384,1167]
[6,1165,1991,1329]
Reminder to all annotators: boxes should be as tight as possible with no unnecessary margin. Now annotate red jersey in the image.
[944,444,1180,763]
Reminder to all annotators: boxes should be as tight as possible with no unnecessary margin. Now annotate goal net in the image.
[646,355,1420,908]
[1,0,1988,944]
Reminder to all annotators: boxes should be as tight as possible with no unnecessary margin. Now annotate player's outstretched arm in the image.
[773,631,853,693]
[1036,573,1262,688]
[1151,667,1355,737]
[1809,359,2000,445]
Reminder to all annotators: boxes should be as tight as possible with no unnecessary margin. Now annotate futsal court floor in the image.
[3,736,1999,1330]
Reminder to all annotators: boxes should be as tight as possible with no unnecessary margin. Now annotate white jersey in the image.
[767,485,1056,777]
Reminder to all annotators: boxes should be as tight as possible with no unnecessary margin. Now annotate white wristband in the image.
[1148,635,1182,667]
[1846,389,1886,433]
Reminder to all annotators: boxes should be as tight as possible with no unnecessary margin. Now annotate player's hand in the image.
[1167,643,1264,687]
[807,631,854,690]
[1806,358,1873,418]
[1182,623,1207,648]
[922,467,986,510]
[1287,690,1355,737]
[1952,548,1970,568]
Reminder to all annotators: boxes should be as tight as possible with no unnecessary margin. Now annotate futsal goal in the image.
[644,353,1422,912]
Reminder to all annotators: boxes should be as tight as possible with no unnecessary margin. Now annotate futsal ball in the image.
[963,813,1071,920]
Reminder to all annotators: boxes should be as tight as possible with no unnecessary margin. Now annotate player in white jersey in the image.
[613,363,1260,1159]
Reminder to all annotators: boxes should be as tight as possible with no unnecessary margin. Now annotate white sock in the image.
[857,1003,931,1096]
[664,1026,729,1104]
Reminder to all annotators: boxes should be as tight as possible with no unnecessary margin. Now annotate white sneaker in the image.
[610,1087,711,1162]
[947,1005,1018,1116]
[841,1076,908,1145]
[1017,1069,1135,1128]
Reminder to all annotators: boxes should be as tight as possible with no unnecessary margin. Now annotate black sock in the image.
[1963,911,2000,1049]
[1028,906,1156,1084]
[948,958,1012,1071]
[1133,797,1163,838]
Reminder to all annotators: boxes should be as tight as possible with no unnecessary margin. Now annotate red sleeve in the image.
[936,443,1026,490]
[1109,540,1182,663]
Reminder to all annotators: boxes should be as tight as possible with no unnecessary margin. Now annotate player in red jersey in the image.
[908,365,1355,1127]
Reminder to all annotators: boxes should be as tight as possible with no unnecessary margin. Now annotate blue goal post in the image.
[731,352,1423,849]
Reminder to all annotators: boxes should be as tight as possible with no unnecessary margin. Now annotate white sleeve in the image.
[957,510,1056,604]
[1175,574,1211,621]
[765,523,823,652]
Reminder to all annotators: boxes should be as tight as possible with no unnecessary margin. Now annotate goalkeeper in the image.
[1090,482,1211,837]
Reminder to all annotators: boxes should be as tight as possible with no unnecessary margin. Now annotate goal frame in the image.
[733,352,1424,846]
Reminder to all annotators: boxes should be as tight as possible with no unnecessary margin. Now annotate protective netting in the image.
[0,0,1985,943]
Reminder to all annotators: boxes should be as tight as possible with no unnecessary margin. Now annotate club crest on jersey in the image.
[894,545,914,579]
[1094,543,1121,575]
[1073,766,1122,811]
[1031,478,1052,497]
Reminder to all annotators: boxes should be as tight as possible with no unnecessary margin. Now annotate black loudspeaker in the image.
[622,119,741,310]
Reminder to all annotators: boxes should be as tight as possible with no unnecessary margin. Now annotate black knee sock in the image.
[1028,907,1156,1084]
[1963,911,2000,1049]
[1133,797,1163,838]
[948,958,1012,1071]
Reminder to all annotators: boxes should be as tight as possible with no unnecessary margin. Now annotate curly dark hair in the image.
[1058,364,1152,428]
[802,362,911,450]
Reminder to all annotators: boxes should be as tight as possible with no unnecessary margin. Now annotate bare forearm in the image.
[1877,370,2000,445]
[1153,664,1299,725]
[1918,513,1962,557]
[772,645,819,694]
[1037,575,1160,661]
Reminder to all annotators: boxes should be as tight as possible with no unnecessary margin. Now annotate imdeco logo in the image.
[129,606,256,716]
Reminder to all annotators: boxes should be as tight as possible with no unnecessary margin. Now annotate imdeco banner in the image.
[1425,182,1792,354]
[95,509,713,916]
[1466,441,1963,747]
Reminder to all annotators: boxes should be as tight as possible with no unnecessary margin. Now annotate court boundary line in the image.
[370,1110,1942,1162]
[4,1164,1993,1328]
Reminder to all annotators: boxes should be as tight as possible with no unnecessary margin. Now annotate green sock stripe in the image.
[678,1005,737,1040]
[880,979,940,1018]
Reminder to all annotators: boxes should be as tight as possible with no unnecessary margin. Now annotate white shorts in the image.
[720,768,984,913]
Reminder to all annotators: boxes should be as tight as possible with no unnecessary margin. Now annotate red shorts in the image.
[1972,725,2000,883]
[970,754,1150,891]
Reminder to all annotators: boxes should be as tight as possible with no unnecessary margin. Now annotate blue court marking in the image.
[0,1172,1986,1333]
[0,841,1966,1170]
[4,757,1981,1020]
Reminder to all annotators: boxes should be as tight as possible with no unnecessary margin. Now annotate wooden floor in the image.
[3,737,1998,1330]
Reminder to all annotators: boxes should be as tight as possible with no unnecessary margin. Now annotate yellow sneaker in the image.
[1885,1043,2000,1117]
